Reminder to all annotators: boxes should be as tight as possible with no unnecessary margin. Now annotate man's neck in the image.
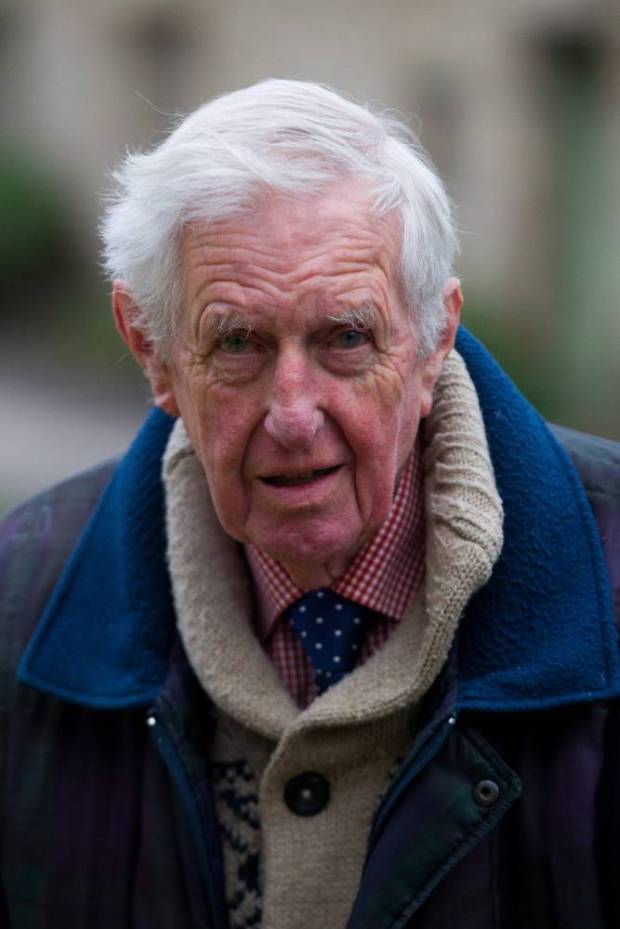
[246,440,424,640]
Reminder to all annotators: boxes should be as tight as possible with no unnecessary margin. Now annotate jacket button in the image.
[473,779,501,807]
[284,772,330,816]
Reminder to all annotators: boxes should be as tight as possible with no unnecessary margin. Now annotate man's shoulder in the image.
[0,460,116,549]
[550,423,619,624]
[0,461,116,651]
[549,423,620,504]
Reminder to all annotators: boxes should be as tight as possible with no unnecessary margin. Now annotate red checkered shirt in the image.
[245,439,426,708]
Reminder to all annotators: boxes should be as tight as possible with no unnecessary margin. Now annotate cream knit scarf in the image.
[163,349,504,929]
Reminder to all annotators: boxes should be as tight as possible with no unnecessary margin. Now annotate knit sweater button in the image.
[284,772,330,816]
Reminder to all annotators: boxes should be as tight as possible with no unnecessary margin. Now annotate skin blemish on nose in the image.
[264,405,325,449]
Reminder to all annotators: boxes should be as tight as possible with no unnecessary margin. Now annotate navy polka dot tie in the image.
[287,589,375,694]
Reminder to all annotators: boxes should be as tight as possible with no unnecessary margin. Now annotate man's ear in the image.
[112,281,180,418]
[419,277,463,418]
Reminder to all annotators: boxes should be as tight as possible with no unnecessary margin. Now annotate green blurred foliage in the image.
[0,147,141,385]
[20,281,145,390]
[464,295,566,424]
[464,294,618,440]
[0,149,70,286]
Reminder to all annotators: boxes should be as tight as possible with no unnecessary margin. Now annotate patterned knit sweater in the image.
[163,350,504,929]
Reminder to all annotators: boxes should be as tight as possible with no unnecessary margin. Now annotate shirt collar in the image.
[246,439,425,641]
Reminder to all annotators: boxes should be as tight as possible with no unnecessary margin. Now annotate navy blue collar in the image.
[18,407,176,708]
[18,328,620,710]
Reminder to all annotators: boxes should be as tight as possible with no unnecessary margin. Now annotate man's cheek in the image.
[202,397,252,452]
[203,429,242,479]
[371,353,412,400]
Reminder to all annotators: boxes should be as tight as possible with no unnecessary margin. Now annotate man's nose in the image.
[264,351,325,450]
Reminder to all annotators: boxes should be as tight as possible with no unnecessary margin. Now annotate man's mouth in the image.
[261,465,340,487]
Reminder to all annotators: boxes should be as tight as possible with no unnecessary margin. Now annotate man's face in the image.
[125,184,459,588]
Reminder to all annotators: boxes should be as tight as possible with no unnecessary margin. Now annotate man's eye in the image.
[219,333,252,354]
[334,329,370,349]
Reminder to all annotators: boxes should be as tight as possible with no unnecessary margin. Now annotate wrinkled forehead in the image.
[180,180,403,284]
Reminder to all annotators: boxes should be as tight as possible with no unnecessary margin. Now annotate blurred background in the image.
[1,0,619,515]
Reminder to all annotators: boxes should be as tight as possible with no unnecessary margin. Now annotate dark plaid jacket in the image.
[1,330,619,929]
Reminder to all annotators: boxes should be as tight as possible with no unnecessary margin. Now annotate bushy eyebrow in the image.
[203,308,254,338]
[201,302,378,338]
[326,304,379,329]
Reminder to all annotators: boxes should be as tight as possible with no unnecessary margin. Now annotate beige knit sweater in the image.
[163,350,504,929]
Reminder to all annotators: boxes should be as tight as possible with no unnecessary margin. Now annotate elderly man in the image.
[1,80,619,929]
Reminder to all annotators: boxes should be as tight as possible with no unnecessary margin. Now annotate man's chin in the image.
[278,553,354,590]
[249,524,365,588]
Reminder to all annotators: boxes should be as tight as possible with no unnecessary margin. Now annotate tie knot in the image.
[287,589,374,694]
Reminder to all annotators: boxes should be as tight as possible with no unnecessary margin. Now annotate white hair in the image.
[101,78,458,357]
